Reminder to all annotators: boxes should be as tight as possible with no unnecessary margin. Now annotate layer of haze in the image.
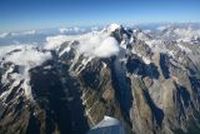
[0,0,200,32]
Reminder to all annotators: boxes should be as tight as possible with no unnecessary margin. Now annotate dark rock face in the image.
[30,61,89,134]
[126,56,160,79]
[159,53,170,79]
[1,24,200,134]
[110,57,133,125]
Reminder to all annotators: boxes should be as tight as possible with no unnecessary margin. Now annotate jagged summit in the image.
[106,23,122,32]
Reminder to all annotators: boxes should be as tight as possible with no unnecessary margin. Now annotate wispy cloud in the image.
[11,30,36,36]
[59,27,85,33]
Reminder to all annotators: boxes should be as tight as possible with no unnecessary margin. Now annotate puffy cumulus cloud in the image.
[78,35,119,58]
[3,46,52,68]
[44,35,70,50]
[95,37,119,57]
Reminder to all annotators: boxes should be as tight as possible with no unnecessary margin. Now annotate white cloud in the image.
[0,45,25,58]
[59,27,85,33]
[4,46,52,68]
[59,28,70,33]
[157,25,171,31]
[45,35,70,50]
[11,30,36,36]
[73,27,80,32]
[45,28,120,58]
[0,32,9,38]
[106,23,121,32]
[95,37,119,57]
[78,36,120,57]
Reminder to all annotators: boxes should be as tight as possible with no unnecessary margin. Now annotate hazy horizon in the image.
[1,0,200,33]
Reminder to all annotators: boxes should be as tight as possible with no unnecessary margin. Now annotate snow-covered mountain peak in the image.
[106,23,122,32]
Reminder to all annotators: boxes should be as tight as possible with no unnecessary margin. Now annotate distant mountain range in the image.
[0,23,200,134]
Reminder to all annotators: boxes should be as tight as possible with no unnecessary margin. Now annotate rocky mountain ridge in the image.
[0,24,200,134]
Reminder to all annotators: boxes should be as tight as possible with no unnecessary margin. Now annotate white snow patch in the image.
[167,50,176,58]
[1,65,15,85]
[74,57,93,74]
[130,48,151,64]
[137,32,146,40]
[43,65,52,70]
[59,46,71,57]
[162,26,200,42]
[177,44,191,53]
[142,57,151,64]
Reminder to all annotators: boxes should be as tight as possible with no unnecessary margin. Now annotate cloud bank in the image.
[45,29,120,58]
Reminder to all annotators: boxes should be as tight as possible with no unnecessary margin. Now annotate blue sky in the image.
[0,0,200,32]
